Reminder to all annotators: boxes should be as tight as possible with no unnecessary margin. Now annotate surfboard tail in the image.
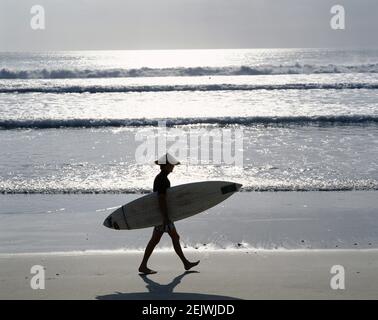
[103,216,111,228]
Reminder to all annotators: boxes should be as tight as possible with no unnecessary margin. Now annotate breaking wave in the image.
[1,83,378,94]
[0,115,377,130]
[1,63,378,79]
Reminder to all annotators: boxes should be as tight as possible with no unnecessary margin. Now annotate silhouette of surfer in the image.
[138,153,200,275]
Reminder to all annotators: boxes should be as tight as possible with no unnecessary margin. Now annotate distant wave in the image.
[1,63,378,79]
[1,116,377,130]
[1,83,378,94]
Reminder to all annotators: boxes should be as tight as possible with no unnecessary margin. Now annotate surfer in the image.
[138,153,200,275]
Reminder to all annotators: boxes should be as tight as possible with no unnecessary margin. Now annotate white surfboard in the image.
[103,181,242,230]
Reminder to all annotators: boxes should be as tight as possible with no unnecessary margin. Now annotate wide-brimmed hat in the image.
[154,153,181,165]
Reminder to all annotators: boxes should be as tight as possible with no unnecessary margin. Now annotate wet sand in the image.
[1,250,377,300]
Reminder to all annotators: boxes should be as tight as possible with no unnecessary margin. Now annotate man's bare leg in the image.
[168,228,200,271]
[139,229,163,274]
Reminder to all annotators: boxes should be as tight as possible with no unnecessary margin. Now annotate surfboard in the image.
[103,181,242,230]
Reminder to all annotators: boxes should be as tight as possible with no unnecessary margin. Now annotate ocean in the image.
[0,48,377,253]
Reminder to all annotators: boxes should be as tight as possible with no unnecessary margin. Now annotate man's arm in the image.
[158,193,170,225]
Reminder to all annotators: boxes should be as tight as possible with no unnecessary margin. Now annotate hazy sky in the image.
[0,0,377,50]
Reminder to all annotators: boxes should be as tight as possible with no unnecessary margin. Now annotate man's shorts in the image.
[154,221,175,233]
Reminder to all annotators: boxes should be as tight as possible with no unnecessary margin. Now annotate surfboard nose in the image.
[221,182,243,194]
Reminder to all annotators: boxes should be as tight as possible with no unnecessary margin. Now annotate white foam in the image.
[1,63,378,79]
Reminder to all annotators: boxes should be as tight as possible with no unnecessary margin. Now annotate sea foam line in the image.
[0,115,377,130]
[1,83,378,94]
[1,185,378,194]
[1,63,378,79]
[2,247,378,257]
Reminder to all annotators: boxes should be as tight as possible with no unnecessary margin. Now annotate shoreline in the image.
[1,247,378,258]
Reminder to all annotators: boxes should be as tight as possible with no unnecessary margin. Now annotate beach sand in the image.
[1,250,377,300]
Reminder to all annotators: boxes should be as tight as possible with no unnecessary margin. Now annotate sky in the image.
[0,0,377,51]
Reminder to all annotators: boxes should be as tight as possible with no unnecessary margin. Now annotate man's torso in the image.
[153,171,170,194]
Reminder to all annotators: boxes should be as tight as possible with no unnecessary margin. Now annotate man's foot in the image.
[138,266,157,275]
[184,260,200,271]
